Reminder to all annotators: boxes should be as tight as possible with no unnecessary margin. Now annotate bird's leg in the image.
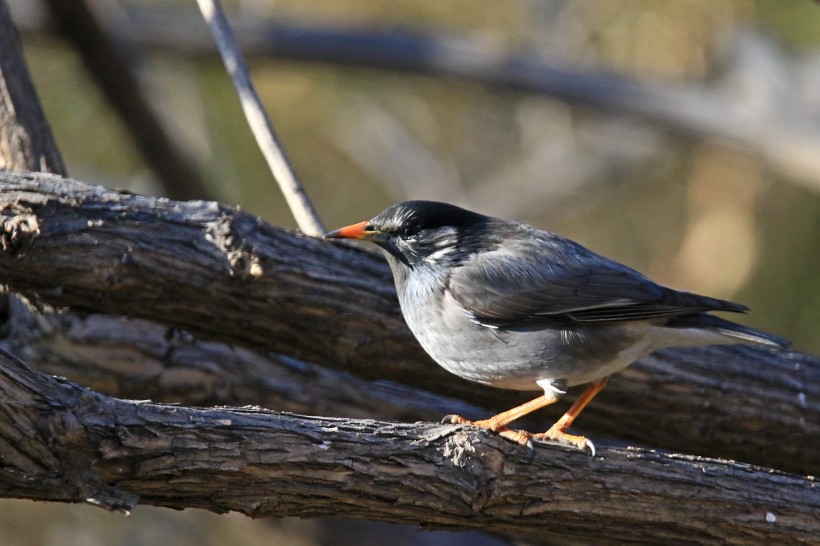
[444,392,561,448]
[532,376,609,455]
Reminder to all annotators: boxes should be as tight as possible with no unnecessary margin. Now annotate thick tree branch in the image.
[0,348,817,545]
[0,170,817,478]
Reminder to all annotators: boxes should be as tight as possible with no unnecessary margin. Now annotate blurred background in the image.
[3,0,819,544]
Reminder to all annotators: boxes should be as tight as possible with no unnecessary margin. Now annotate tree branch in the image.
[2,294,486,423]
[196,0,324,235]
[0,347,817,545]
[0,170,817,477]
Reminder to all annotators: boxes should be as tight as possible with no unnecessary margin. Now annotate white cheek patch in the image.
[427,246,455,262]
[420,226,460,264]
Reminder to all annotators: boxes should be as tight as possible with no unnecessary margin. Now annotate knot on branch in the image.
[0,208,40,256]
[205,214,263,280]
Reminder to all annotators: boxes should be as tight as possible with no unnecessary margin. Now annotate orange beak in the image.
[324,221,390,243]
[324,220,370,239]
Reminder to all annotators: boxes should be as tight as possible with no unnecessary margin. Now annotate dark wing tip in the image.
[669,314,791,348]
[659,286,750,314]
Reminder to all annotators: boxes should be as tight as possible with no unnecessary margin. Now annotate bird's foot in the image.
[442,414,535,449]
[531,426,596,456]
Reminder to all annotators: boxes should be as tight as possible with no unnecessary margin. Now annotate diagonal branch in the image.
[0,170,817,477]
[196,0,324,235]
[0,347,817,545]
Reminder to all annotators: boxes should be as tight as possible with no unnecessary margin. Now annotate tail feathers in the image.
[669,314,791,348]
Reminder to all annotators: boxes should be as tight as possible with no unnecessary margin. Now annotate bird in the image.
[324,200,789,455]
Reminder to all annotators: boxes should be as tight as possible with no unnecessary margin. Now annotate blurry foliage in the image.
[23,40,146,183]
[757,0,820,48]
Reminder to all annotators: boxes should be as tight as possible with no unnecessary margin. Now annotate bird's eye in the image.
[401,225,420,238]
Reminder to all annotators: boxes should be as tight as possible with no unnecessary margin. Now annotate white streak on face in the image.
[427,246,455,262]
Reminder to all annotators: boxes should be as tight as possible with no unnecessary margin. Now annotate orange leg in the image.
[532,376,609,455]
[445,391,561,448]
[445,376,609,454]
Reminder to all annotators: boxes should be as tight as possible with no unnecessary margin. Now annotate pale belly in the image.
[398,284,657,391]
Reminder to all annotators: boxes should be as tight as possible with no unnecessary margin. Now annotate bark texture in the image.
[0,348,817,545]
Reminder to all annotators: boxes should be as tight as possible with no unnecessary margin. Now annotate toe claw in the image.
[523,443,537,462]
[438,413,591,458]
[531,428,598,456]
[442,414,471,425]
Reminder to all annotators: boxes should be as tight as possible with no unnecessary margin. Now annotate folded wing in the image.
[448,234,747,327]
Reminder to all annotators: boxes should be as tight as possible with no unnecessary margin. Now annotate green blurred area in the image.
[5,0,819,544]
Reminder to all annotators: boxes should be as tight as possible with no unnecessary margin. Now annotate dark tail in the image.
[669,314,791,348]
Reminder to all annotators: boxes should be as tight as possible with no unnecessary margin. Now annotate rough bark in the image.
[1,170,817,478]
[0,348,817,545]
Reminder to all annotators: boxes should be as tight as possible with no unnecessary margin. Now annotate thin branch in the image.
[195,0,324,235]
[0,171,816,477]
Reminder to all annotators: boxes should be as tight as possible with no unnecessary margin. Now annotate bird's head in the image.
[324,201,490,269]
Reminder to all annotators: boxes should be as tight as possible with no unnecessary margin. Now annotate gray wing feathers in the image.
[449,235,747,327]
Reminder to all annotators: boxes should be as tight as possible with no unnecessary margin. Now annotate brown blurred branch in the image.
[0,0,63,173]
[1,348,817,545]
[1,171,817,478]
[41,0,210,200]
